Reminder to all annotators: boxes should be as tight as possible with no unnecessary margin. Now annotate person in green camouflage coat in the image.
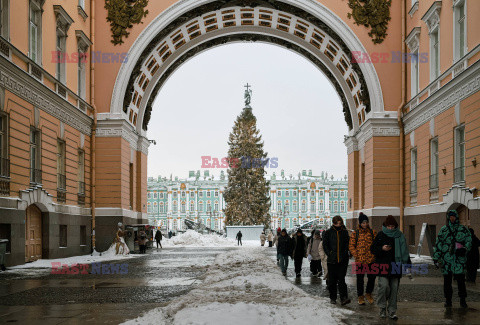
[433,210,472,308]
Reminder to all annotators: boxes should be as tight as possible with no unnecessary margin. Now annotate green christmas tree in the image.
[223,86,271,226]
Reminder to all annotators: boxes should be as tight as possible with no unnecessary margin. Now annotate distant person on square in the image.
[236,231,243,246]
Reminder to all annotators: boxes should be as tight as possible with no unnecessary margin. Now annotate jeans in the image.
[279,254,289,273]
[377,276,400,314]
[156,240,162,248]
[357,264,376,296]
[237,239,242,246]
[444,272,467,300]
[327,262,349,301]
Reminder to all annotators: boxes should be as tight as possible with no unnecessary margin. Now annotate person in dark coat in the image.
[433,210,472,309]
[323,215,351,306]
[466,228,480,283]
[371,215,411,320]
[277,228,293,276]
[154,229,163,249]
[236,231,243,246]
[292,229,308,277]
[168,230,173,239]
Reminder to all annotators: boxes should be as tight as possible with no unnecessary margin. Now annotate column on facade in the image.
[325,187,330,218]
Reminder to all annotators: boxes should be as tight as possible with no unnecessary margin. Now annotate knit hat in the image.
[296,228,303,234]
[358,212,369,224]
[384,215,398,228]
[281,228,287,233]
[332,215,343,225]
[314,230,321,236]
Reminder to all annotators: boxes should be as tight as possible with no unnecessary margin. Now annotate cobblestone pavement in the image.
[1,247,480,324]
[0,248,232,324]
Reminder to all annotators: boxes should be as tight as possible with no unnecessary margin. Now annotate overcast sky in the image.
[147,43,348,181]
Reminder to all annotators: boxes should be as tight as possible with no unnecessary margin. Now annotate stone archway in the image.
[108,0,385,136]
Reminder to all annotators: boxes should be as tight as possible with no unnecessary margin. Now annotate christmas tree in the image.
[223,85,271,226]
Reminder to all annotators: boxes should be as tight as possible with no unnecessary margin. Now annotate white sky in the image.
[147,43,348,180]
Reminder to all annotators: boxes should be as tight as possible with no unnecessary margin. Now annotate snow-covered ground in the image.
[123,248,351,325]
[409,253,434,265]
[7,243,139,270]
[162,230,260,247]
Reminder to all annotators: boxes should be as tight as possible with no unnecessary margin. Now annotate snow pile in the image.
[8,244,138,270]
[162,230,258,247]
[410,254,434,265]
[123,248,351,325]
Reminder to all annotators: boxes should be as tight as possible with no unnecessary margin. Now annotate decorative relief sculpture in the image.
[347,0,392,44]
[104,0,149,45]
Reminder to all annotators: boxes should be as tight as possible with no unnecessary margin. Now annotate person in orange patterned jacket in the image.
[349,212,377,305]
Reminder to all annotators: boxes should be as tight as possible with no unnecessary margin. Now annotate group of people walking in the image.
[275,210,479,320]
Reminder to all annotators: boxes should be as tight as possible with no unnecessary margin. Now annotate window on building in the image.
[409,225,415,246]
[165,202,168,212]
[334,201,338,212]
[293,201,297,212]
[199,191,203,198]
[302,190,306,197]
[153,192,157,199]
[0,223,10,252]
[207,191,211,198]
[411,50,419,98]
[430,29,440,81]
[56,139,66,202]
[277,201,282,211]
[310,201,315,212]
[333,191,338,197]
[206,201,211,212]
[29,1,42,63]
[0,0,9,39]
[78,48,86,99]
[454,1,466,61]
[430,138,439,189]
[56,29,66,83]
[173,192,177,199]
[80,225,86,246]
[293,190,297,196]
[59,225,67,247]
[285,201,290,212]
[277,190,281,197]
[147,202,151,213]
[173,201,178,212]
[340,201,346,212]
[147,192,151,199]
[319,190,324,196]
[160,192,164,199]
[30,128,41,184]
[199,201,203,212]
[214,202,218,211]
[160,203,164,213]
[411,148,417,194]
[340,191,345,197]
[190,201,194,211]
[153,202,157,212]
[181,202,185,213]
[454,125,465,183]
[285,190,289,196]
[319,200,324,211]
[78,149,85,194]
[301,201,306,212]
[215,191,218,197]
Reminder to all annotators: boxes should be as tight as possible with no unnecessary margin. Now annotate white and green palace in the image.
[147,169,348,232]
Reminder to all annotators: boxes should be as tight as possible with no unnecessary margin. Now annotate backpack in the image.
[355,228,374,248]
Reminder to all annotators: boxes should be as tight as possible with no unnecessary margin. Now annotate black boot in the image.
[444,299,452,308]
[460,298,468,308]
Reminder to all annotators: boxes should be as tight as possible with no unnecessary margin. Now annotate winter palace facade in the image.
[147,169,348,232]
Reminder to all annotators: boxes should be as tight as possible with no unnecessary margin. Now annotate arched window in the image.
[181,201,186,212]
[206,201,212,212]
[153,202,158,212]
[340,201,346,212]
[293,201,297,212]
[160,203,164,213]
[334,201,338,212]
[199,201,204,212]
[277,201,282,211]
[285,200,290,212]
[301,200,306,212]
[173,201,178,212]
[319,200,324,211]
[214,201,219,211]
[147,202,152,213]
[310,201,315,212]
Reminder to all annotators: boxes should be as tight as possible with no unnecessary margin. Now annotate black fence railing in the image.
[454,166,465,184]
[30,168,42,184]
[429,173,438,189]
[410,179,417,194]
